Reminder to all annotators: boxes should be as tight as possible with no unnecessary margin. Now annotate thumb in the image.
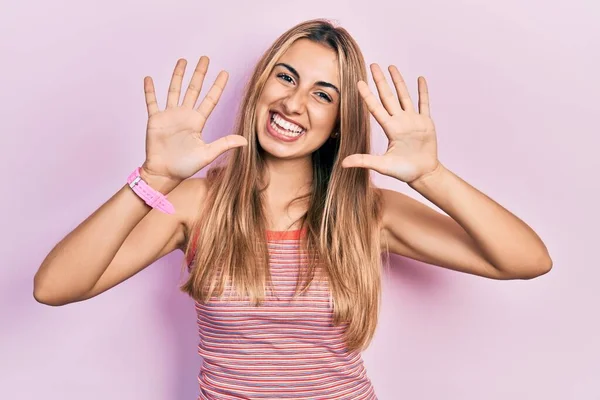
[203,135,248,163]
[341,154,384,173]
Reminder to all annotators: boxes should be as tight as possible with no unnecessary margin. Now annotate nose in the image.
[281,89,307,115]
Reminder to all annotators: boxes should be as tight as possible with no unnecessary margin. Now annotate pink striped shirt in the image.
[187,228,377,399]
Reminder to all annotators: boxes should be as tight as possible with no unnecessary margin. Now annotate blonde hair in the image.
[180,18,388,353]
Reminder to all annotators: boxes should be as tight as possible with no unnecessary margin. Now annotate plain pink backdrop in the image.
[1,0,598,399]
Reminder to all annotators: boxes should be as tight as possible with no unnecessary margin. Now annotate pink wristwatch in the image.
[127,167,175,214]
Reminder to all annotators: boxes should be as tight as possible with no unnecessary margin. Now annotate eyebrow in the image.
[274,62,340,95]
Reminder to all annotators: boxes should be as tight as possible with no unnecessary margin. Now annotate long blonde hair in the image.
[180,18,387,353]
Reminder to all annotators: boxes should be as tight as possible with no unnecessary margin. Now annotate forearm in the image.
[408,163,552,277]
[34,172,180,302]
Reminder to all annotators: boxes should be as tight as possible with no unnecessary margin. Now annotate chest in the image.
[195,241,341,336]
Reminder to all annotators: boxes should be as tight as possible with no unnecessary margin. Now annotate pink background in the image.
[1,0,598,399]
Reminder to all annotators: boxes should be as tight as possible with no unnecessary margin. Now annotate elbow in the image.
[518,254,553,280]
[33,289,75,307]
[33,289,61,306]
[495,254,553,280]
[33,285,69,307]
[33,275,74,307]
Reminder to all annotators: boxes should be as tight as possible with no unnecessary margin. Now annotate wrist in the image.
[407,162,447,190]
[139,167,181,194]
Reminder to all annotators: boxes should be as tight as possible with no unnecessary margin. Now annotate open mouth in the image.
[268,111,306,140]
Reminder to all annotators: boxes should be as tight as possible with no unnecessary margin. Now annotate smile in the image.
[267,111,306,142]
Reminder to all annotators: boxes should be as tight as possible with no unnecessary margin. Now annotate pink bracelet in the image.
[127,167,175,214]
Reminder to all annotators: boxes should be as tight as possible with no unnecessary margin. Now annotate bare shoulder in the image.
[377,187,424,253]
[378,187,412,221]
[376,187,401,227]
[172,177,209,247]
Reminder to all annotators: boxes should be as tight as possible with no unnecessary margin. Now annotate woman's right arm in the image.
[33,175,206,306]
[33,56,247,306]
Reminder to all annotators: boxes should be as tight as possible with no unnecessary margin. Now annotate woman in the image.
[33,19,552,399]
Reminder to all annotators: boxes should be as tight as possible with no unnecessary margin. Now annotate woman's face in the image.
[255,38,340,160]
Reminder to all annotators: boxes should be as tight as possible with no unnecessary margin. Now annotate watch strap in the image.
[127,167,175,215]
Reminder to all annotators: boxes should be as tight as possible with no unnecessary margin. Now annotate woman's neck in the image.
[261,157,313,231]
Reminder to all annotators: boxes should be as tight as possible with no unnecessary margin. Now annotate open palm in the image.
[342,64,439,184]
[142,56,247,181]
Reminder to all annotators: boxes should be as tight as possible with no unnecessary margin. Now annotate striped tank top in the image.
[186,228,377,400]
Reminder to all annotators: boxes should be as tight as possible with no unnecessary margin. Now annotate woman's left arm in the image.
[342,63,552,280]
[385,164,552,279]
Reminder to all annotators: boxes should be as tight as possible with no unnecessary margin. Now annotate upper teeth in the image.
[272,113,304,133]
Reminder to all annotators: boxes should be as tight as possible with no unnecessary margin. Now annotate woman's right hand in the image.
[140,56,248,186]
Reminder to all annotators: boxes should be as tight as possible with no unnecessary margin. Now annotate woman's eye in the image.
[277,73,294,84]
[276,73,332,103]
[317,92,333,103]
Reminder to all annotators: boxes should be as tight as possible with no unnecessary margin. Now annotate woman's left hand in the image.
[341,64,440,184]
